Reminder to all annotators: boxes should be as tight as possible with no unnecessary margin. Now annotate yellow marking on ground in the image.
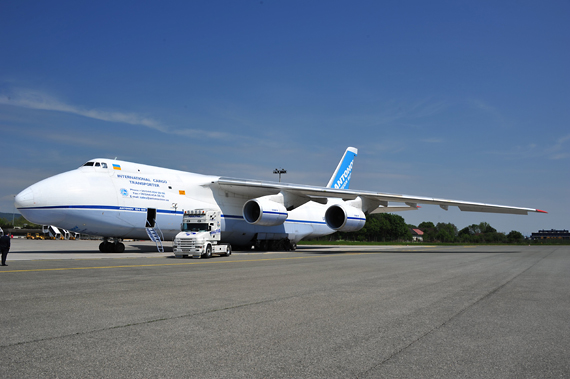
[0,246,457,274]
[0,255,344,273]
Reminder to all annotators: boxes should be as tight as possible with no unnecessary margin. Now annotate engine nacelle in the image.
[325,203,366,232]
[243,198,288,226]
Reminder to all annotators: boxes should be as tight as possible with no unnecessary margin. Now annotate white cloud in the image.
[547,134,570,160]
[550,153,569,160]
[467,98,511,129]
[484,134,570,161]
[0,87,238,141]
[0,88,167,131]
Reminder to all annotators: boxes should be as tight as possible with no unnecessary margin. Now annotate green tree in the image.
[360,216,383,241]
[419,221,435,230]
[367,213,411,241]
[507,230,524,243]
[435,222,458,242]
[478,222,497,234]
[375,215,392,241]
[458,227,472,242]
[419,221,437,242]
[337,213,412,242]
[467,223,482,234]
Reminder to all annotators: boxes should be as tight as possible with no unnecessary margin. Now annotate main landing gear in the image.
[99,238,125,253]
[253,238,297,251]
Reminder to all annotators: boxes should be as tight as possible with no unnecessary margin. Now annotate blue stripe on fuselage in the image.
[18,206,327,225]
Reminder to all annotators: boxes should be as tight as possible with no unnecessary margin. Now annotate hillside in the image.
[0,212,22,222]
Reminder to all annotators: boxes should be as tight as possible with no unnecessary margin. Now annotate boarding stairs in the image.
[146,220,165,253]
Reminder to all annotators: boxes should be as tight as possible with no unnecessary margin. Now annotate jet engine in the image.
[243,198,288,226]
[325,203,366,232]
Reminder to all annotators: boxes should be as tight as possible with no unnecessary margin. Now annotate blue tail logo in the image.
[327,147,358,189]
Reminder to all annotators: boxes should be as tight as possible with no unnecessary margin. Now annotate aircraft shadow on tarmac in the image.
[128,244,171,253]
[14,245,170,254]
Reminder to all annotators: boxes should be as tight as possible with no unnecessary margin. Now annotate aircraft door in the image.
[146,208,156,227]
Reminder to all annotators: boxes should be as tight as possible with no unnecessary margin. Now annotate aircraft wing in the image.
[214,178,546,215]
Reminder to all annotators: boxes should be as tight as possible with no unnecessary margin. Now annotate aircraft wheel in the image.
[114,243,125,253]
[99,242,111,253]
[203,244,212,259]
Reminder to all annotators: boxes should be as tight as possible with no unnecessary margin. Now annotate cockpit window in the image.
[82,161,109,168]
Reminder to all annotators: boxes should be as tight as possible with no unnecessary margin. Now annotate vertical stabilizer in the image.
[326,147,358,189]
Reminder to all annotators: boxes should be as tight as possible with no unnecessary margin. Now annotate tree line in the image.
[0,215,41,229]
[320,213,527,243]
[416,221,525,243]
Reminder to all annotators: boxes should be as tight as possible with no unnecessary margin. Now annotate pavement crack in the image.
[357,249,555,378]
[0,296,290,349]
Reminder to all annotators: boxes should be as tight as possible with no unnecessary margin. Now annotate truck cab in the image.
[172,209,231,258]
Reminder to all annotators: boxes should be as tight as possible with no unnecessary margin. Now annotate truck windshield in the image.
[182,223,210,232]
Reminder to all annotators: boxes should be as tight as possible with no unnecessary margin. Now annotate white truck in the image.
[172,209,231,258]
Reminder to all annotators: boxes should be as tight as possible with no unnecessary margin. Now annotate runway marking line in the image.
[0,255,348,273]
[0,246,446,273]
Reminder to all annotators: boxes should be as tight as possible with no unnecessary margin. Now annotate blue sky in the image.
[1,1,568,235]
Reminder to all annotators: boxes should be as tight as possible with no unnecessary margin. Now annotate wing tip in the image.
[536,209,548,214]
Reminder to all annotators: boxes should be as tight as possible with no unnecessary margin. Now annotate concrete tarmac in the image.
[1,241,569,378]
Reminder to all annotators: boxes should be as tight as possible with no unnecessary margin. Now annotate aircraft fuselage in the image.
[15,159,333,245]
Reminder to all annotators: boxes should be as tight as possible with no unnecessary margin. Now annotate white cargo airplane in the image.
[15,147,546,252]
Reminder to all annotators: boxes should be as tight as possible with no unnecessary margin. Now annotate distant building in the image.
[410,228,424,242]
[530,229,570,240]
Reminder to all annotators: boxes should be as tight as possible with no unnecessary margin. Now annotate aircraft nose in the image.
[15,187,35,209]
[15,174,68,225]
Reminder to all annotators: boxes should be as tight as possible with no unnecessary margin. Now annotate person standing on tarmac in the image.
[0,231,10,266]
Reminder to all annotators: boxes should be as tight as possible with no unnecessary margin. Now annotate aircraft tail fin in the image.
[326,147,358,189]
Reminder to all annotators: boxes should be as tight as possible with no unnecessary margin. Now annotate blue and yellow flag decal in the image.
[112,164,121,170]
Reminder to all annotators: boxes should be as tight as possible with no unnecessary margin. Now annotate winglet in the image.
[536,209,548,214]
[326,147,358,189]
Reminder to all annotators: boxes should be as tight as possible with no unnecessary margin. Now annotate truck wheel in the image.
[224,245,232,256]
[204,244,212,259]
